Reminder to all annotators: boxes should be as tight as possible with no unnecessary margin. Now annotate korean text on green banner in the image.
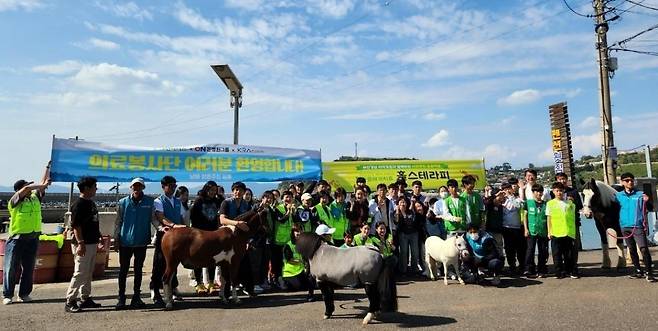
[322,159,486,191]
[50,138,322,183]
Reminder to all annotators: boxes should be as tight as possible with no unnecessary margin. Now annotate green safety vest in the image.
[274,204,293,245]
[461,191,483,227]
[526,200,548,237]
[328,201,349,240]
[370,234,394,257]
[296,206,312,232]
[547,199,576,239]
[8,192,42,236]
[282,241,305,278]
[314,203,333,224]
[444,196,467,232]
[354,233,373,246]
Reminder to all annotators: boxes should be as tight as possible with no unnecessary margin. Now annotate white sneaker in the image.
[2,297,12,305]
[17,296,32,303]
[150,290,157,300]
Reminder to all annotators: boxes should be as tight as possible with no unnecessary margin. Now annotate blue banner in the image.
[50,138,322,183]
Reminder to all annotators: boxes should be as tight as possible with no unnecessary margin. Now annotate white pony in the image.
[424,235,470,285]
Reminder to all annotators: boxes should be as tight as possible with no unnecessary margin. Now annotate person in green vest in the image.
[297,193,317,233]
[460,175,485,229]
[3,163,51,306]
[313,191,333,226]
[353,223,373,246]
[282,224,314,301]
[340,232,354,249]
[546,182,578,279]
[273,190,297,290]
[328,188,350,247]
[442,179,467,237]
[523,184,549,278]
[371,221,396,261]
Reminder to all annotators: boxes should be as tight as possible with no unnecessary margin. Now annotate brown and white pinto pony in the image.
[161,209,268,310]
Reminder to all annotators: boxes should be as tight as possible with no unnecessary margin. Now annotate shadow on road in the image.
[377,312,458,328]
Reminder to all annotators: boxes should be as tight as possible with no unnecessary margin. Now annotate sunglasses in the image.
[622,179,634,182]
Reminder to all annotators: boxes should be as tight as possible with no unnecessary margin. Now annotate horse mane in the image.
[595,180,618,208]
[295,232,323,260]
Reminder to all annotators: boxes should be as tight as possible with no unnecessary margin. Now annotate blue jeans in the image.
[3,236,39,298]
[399,231,419,273]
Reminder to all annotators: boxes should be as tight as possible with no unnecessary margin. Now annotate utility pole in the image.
[594,0,617,185]
[354,142,358,159]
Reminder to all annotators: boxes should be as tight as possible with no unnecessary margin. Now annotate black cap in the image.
[620,172,635,180]
[356,177,366,183]
[13,179,34,192]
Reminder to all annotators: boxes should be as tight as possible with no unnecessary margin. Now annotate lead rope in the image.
[606,200,648,240]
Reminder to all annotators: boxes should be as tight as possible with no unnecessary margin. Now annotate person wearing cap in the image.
[297,193,317,233]
[306,179,333,206]
[3,163,51,306]
[315,223,336,243]
[113,178,155,310]
[616,172,656,282]
[150,176,187,307]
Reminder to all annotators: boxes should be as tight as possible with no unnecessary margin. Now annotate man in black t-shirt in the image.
[65,177,103,313]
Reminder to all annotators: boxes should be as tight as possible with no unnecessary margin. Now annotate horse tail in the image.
[377,258,398,313]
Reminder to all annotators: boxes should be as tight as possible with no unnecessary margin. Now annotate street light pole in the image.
[211,64,243,145]
[594,0,617,185]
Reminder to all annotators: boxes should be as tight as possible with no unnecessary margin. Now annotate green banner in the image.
[322,159,486,191]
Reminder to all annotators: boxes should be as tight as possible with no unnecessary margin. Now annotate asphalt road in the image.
[1,248,658,331]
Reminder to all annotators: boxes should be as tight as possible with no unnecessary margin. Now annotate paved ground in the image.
[1,247,658,331]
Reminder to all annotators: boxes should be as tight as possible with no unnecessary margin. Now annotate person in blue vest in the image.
[219,181,254,298]
[3,162,51,306]
[464,224,504,286]
[113,178,154,310]
[150,176,187,307]
[617,172,656,282]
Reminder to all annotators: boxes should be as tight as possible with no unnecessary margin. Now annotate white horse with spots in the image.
[424,235,470,285]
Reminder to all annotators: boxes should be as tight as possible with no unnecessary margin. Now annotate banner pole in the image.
[67,136,78,213]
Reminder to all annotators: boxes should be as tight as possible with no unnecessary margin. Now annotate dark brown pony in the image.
[161,209,267,310]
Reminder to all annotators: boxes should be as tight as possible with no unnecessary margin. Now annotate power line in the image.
[623,0,658,11]
[609,47,658,56]
[563,0,593,17]
[610,23,658,48]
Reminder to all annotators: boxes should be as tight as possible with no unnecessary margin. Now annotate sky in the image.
[1,0,658,189]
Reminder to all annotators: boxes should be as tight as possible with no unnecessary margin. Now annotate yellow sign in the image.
[322,159,487,191]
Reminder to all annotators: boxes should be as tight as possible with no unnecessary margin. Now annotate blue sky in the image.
[1,0,658,188]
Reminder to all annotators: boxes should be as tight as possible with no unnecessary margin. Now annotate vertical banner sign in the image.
[549,102,576,185]
[50,138,322,183]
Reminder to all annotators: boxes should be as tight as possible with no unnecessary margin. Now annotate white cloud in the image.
[0,0,43,11]
[306,0,356,18]
[32,60,83,75]
[79,38,120,50]
[483,144,517,165]
[497,89,541,106]
[30,92,114,107]
[572,133,601,156]
[96,1,152,21]
[422,130,449,147]
[67,63,184,96]
[538,147,554,162]
[578,115,622,129]
[225,0,264,11]
[422,112,446,120]
[496,88,582,106]
[323,110,400,120]
[499,116,515,126]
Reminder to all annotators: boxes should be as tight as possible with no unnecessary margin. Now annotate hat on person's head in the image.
[315,224,336,236]
[13,179,34,192]
[301,193,313,201]
[130,177,146,188]
[620,172,635,180]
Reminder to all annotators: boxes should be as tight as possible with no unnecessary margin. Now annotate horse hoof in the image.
[323,315,331,320]
[430,277,436,281]
[362,312,374,325]
[443,281,449,286]
[164,303,174,311]
[459,280,465,285]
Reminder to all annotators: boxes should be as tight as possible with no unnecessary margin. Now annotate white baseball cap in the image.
[129,177,146,188]
[301,193,313,201]
[315,224,336,236]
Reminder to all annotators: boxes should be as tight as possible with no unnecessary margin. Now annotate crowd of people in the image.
[2,165,656,313]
